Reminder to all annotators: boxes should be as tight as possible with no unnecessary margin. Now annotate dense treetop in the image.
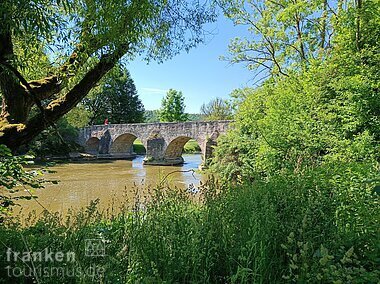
[82,66,145,125]
[0,0,216,149]
[159,89,188,122]
[212,0,380,182]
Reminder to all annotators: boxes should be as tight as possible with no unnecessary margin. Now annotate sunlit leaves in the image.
[1,0,216,79]
[200,97,233,120]
[159,89,188,122]
[219,0,342,77]
[1,0,72,43]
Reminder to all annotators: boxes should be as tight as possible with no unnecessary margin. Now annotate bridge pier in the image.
[142,133,186,166]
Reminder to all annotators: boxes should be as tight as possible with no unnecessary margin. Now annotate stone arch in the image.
[110,133,138,155]
[165,136,192,159]
[164,136,202,165]
[85,137,100,154]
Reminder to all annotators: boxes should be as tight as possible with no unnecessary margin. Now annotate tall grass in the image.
[0,163,379,283]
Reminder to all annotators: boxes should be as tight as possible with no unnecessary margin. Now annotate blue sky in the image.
[125,15,254,113]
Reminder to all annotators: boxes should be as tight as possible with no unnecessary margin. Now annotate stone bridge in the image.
[78,121,231,166]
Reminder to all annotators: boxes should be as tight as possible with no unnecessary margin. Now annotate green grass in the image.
[183,139,201,154]
[133,139,201,155]
[133,139,146,154]
[1,163,378,283]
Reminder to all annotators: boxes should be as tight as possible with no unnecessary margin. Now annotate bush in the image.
[0,145,54,221]
[27,118,82,157]
[1,162,378,283]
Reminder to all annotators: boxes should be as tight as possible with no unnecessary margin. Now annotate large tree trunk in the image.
[0,38,128,150]
[320,0,328,49]
[0,31,33,124]
[355,0,363,51]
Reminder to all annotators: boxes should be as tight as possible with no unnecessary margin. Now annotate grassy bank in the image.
[183,139,201,154]
[1,162,379,283]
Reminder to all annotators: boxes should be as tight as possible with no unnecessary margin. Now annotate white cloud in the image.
[140,88,168,95]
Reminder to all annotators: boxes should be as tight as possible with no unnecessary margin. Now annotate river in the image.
[17,154,203,219]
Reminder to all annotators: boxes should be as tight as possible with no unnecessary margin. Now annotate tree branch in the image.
[27,76,62,100]
[0,44,129,149]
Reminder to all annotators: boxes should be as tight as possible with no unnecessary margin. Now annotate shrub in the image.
[0,145,54,221]
[0,162,378,283]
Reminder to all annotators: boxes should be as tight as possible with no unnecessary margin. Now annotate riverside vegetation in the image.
[1,0,380,283]
[0,152,378,283]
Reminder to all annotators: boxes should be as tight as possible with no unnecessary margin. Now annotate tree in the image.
[212,0,380,182]
[144,110,160,123]
[0,0,216,150]
[83,66,144,124]
[159,89,188,122]
[65,106,91,128]
[200,97,233,120]
[187,113,204,121]
[219,0,340,78]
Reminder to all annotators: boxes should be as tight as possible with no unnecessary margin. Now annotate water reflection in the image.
[17,154,203,218]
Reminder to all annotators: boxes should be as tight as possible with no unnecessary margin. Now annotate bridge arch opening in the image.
[85,137,100,154]
[164,136,202,164]
[133,139,146,154]
[110,133,139,155]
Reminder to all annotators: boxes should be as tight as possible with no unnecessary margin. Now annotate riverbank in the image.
[1,167,378,283]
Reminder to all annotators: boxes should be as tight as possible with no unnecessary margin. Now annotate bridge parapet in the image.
[78,120,232,166]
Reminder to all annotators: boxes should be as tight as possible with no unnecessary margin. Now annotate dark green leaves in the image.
[0,144,57,218]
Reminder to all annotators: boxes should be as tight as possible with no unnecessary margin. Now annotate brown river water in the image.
[16,154,203,219]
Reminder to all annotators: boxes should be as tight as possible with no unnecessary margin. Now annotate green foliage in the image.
[65,106,91,128]
[0,165,378,282]
[0,0,216,150]
[1,0,72,43]
[83,65,145,125]
[200,97,233,120]
[159,89,188,122]
[28,118,81,157]
[219,0,333,75]
[13,39,53,81]
[187,113,205,121]
[132,139,146,154]
[3,0,216,65]
[212,53,380,181]
[183,139,201,154]
[212,0,380,182]
[1,2,379,284]
[146,110,203,122]
[144,110,160,123]
[0,145,53,220]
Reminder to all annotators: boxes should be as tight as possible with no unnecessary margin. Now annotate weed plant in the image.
[0,162,378,283]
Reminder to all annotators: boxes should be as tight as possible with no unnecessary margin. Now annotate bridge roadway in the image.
[78,120,231,166]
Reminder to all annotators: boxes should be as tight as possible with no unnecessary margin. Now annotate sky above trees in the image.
[126,15,253,113]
